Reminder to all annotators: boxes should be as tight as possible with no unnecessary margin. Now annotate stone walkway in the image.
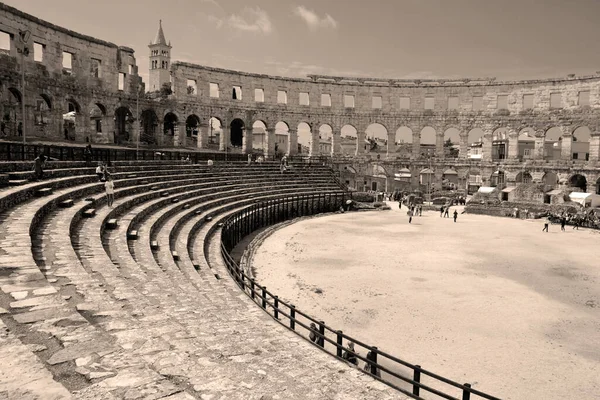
[0,165,409,400]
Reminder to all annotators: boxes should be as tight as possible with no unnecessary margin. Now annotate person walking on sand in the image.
[453,209,458,222]
[444,206,450,218]
[561,217,566,231]
[440,206,444,217]
[542,217,550,232]
[105,174,115,207]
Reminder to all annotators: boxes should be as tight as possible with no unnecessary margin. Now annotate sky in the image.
[6,0,600,85]
[4,0,600,145]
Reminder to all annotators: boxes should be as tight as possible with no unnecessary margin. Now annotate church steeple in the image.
[153,19,167,46]
[148,20,172,92]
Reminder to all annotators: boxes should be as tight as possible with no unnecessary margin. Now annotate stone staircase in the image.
[0,160,407,400]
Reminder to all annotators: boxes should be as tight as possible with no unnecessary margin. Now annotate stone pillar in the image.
[265,128,276,158]
[589,132,600,162]
[507,129,519,159]
[173,122,183,147]
[459,132,468,159]
[132,117,140,148]
[242,127,252,154]
[219,126,230,151]
[561,133,572,160]
[411,130,420,159]
[288,129,298,155]
[309,128,320,157]
[197,123,209,149]
[332,130,341,156]
[435,131,444,159]
[482,131,493,161]
[534,131,545,160]
[355,129,366,156]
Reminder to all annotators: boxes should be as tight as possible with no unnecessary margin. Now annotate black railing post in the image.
[273,296,279,320]
[250,279,255,299]
[261,286,267,309]
[413,365,421,396]
[370,347,378,376]
[318,321,325,347]
[290,305,296,330]
[336,330,343,357]
[462,383,471,400]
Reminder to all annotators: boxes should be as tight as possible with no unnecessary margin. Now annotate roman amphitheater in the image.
[0,2,598,400]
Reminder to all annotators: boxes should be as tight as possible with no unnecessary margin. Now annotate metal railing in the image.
[0,141,249,162]
[219,193,502,400]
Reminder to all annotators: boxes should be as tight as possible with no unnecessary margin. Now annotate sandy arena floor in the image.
[251,204,600,400]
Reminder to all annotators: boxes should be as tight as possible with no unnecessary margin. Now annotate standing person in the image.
[444,206,450,218]
[247,153,252,166]
[398,200,401,210]
[84,144,93,166]
[572,217,580,230]
[104,174,115,207]
[440,206,444,217]
[561,217,566,231]
[453,209,458,223]
[542,217,549,232]
[408,208,413,224]
[280,154,288,174]
[32,154,46,181]
[419,205,423,216]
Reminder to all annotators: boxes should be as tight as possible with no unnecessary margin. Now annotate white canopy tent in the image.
[477,186,496,194]
[569,192,600,208]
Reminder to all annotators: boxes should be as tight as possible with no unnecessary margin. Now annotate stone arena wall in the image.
[1,3,600,194]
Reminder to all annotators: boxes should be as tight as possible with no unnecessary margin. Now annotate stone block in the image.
[58,199,74,208]
[105,219,118,229]
[127,230,138,240]
[83,209,96,218]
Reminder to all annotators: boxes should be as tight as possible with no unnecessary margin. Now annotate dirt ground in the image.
[251,204,600,400]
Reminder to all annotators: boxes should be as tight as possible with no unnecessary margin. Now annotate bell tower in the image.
[148,20,172,92]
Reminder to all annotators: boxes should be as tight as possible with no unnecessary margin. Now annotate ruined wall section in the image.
[0,3,142,143]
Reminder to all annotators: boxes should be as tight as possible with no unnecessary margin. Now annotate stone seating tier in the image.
[0,161,395,399]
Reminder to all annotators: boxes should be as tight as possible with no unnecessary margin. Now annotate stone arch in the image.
[275,121,291,155]
[66,98,81,113]
[516,171,533,184]
[572,126,591,160]
[366,123,388,153]
[318,124,333,155]
[443,128,460,158]
[115,106,133,144]
[419,126,436,158]
[252,120,267,152]
[394,126,413,157]
[89,102,106,138]
[163,111,178,136]
[569,174,587,192]
[140,109,159,145]
[230,118,245,148]
[467,128,485,160]
[8,87,22,104]
[341,124,358,156]
[544,127,563,160]
[518,128,536,160]
[186,114,201,138]
[208,117,222,146]
[35,94,53,126]
[297,122,312,154]
[492,127,509,160]
[542,171,558,188]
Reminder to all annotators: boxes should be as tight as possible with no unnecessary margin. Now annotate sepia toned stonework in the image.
[0,2,599,193]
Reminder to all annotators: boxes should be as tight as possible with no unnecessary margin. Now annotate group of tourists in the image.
[309,323,381,377]
[542,210,598,232]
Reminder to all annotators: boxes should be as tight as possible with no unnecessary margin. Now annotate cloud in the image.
[227,7,273,34]
[293,6,338,31]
